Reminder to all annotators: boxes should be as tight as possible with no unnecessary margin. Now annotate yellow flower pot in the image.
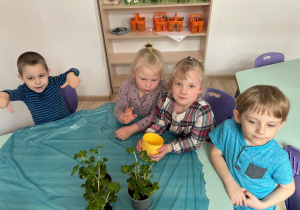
[142,133,164,155]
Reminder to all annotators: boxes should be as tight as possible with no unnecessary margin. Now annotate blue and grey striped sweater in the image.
[4,68,79,124]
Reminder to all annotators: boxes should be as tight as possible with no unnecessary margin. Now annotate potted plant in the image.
[71,145,121,210]
[121,147,159,210]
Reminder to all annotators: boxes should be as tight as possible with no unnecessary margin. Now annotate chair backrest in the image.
[284,145,300,210]
[254,52,284,68]
[61,85,78,114]
[285,145,300,177]
[203,88,236,126]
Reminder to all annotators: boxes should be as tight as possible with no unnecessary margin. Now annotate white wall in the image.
[1,0,300,135]
[205,0,300,74]
[0,0,110,135]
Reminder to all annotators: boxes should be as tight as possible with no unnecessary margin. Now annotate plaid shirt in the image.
[146,91,214,154]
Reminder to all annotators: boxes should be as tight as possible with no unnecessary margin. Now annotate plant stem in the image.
[127,172,135,179]
[97,147,101,191]
[133,150,140,178]
[97,167,100,191]
[97,148,101,162]
[146,162,155,179]
[105,191,110,203]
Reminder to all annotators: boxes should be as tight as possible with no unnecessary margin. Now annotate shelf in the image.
[105,27,206,39]
[99,0,212,93]
[113,74,130,89]
[101,1,210,10]
[109,50,203,64]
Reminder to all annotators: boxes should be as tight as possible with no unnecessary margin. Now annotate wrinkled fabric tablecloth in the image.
[0,103,209,210]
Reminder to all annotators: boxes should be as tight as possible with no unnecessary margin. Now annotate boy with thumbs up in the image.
[0,52,80,124]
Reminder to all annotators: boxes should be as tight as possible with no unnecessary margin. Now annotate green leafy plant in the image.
[71,146,121,210]
[121,147,159,200]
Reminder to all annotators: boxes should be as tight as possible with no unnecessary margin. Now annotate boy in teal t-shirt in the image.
[209,85,295,210]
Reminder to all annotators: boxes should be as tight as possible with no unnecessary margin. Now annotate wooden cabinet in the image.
[98,1,212,93]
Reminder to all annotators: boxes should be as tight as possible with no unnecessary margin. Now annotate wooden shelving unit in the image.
[98,0,212,93]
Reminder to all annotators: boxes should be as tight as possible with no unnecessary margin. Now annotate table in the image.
[0,103,232,210]
[236,58,300,149]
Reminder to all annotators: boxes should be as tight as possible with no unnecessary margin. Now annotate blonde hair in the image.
[17,52,48,76]
[169,56,205,88]
[132,41,164,78]
[236,85,290,121]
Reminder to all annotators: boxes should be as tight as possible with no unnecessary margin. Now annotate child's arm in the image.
[136,138,172,160]
[210,145,248,207]
[117,107,137,124]
[144,92,168,135]
[244,179,295,209]
[114,79,139,140]
[52,68,80,88]
[134,83,168,132]
[148,143,172,161]
[0,92,14,113]
[115,123,139,141]
[114,78,133,123]
[170,105,214,153]
[60,71,81,89]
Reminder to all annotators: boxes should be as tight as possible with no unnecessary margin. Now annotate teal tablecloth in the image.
[0,103,209,209]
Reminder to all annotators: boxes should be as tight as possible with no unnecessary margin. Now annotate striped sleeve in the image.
[52,68,80,87]
[3,84,27,101]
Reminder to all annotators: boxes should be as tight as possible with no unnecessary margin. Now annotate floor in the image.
[76,77,287,210]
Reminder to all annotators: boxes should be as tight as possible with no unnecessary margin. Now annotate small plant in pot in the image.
[121,147,159,210]
[71,145,121,210]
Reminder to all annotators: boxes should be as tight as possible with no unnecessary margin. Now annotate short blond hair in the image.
[132,41,164,78]
[236,85,290,121]
[17,52,48,76]
[169,56,205,88]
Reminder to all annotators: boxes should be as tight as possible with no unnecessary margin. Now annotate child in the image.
[114,41,168,140]
[136,56,214,162]
[209,85,295,210]
[0,51,81,124]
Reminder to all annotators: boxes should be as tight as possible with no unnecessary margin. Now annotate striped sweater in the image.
[4,68,79,124]
[146,91,214,153]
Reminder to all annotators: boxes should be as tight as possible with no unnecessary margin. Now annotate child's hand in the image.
[61,72,81,89]
[115,124,138,140]
[136,139,143,153]
[0,92,14,113]
[148,144,172,162]
[119,107,137,124]
[225,181,248,207]
[243,189,262,209]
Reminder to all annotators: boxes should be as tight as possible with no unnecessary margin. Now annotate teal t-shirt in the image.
[209,119,293,210]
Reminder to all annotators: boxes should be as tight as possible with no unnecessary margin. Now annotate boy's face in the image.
[18,63,49,93]
[233,108,286,146]
[171,69,202,111]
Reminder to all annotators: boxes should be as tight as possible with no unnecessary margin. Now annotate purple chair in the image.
[61,85,78,114]
[284,145,300,210]
[235,52,285,98]
[254,52,284,68]
[203,88,236,126]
